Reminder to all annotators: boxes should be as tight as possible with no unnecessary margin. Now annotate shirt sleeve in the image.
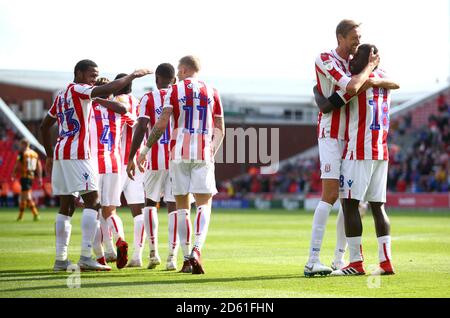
[48,96,59,118]
[73,84,94,100]
[315,53,351,91]
[212,88,223,117]
[327,87,356,108]
[163,86,176,109]
[138,94,152,119]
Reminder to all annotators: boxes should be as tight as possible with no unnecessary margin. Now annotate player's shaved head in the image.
[350,44,378,75]
[114,73,132,95]
[74,59,98,77]
[155,63,176,88]
[156,63,175,80]
[336,19,361,40]
[179,55,201,73]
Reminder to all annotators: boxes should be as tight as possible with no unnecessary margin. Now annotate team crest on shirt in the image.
[323,59,333,71]
[324,164,331,173]
[83,173,89,180]
[187,83,193,89]
[347,180,353,188]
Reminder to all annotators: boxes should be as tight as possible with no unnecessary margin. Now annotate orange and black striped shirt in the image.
[17,149,39,179]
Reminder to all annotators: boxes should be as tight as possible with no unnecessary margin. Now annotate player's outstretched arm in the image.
[346,48,380,95]
[137,107,172,171]
[36,159,43,186]
[368,77,400,90]
[313,85,341,114]
[91,69,152,98]
[93,97,127,114]
[127,117,149,180]
[39,114,57,175]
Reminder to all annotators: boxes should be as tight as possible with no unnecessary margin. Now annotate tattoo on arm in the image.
[145,127,164,148]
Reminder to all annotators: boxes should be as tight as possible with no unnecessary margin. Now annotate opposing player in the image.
[137,56,225,274]
[313,44,399,276]
[304,19,380,277]
[40,59,151,271]
[113,73,147,268]
[12,139,42,221]
[89,76,134,269]
[127,63,182,271]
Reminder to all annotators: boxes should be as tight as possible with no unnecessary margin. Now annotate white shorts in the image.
[318,138,346,180]
[121,166,145,205]
[144,170,175,203]
[52,159,98,196]
[169,160,217,196]
[339,160,388,203]
[98,173,121,207]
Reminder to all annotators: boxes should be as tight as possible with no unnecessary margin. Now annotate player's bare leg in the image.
[166,201,179,271]
[331,198,365,276]
[102,206,127,269]
[127,203,145,267]
[143,199,161,269]
[369,202,394,275]
[175,194,193,273]
[189,193,212,275]
[305,179,338,277]
[24,190,40,221]
[17,191,28,221]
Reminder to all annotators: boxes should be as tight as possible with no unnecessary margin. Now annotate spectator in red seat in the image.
[396,178,407,192]
[437,93,448,113]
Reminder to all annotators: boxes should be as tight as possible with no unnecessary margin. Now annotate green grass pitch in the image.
[0,207,449,298]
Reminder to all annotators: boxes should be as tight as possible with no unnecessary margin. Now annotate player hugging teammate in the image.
[308,20,400,277]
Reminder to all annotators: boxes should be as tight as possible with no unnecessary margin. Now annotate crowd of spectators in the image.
[387,93,449,193]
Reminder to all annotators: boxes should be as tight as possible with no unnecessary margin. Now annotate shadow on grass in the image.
[2,273,304,293]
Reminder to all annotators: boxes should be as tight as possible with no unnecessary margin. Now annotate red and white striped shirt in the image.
[48,83,94,160]
[89,101,134,174]
[163,78,223,162]
[115,94,139,166]
[315,50,353,140]
[342,69,391,161]
[139,89,171,171]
